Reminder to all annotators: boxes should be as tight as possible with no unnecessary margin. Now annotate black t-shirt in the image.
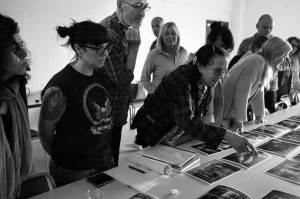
[43,65,115,170]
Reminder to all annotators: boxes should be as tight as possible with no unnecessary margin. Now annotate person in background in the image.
[99,0,149,166]
[187,21,234,62]
[38,20,115,187]
[277,37,300,105]
[149,16,164,51]
[222,37,292,132]
[237,14,273,56]
[131,44,258,157]
[0,13,34,199]
[200,21,234,125]
[207,21,234,53]
[229,35,269,70]
[140,22,188,94]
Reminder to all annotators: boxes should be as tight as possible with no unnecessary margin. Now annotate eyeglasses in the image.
[122,1,151,11]
[81,44,113,55]
[210,66,228,77]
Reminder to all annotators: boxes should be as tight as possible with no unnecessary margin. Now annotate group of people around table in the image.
[1,0,299,198]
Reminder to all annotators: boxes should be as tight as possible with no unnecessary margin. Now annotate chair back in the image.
[18,172,56,199]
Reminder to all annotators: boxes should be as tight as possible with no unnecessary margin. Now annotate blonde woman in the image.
[222,37,292,131]
[140,22,188,94]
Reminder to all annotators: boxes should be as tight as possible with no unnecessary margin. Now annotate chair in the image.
[18,172,56,199]
[129,100,144,126]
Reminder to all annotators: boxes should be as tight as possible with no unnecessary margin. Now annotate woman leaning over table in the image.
[222,37,292,132]
[38,20,115,187]
[132,44,258,157]
[0,14,34,199]
[140,22,188,94]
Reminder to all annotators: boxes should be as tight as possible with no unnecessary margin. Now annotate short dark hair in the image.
[195,44,228,67]
[57,20,109,58]
[207,21,234,53]
[287,36,300,55]
[250,35,269,52]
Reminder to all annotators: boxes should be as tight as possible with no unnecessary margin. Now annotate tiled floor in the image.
[32,120,138,173]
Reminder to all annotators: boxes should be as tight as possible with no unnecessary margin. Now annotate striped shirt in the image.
[237,35,256,56]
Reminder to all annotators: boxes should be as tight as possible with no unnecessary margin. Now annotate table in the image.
[29,104,300,199]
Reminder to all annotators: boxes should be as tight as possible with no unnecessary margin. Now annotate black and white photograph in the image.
[218,141,232,151]
[238,131,270,146]
[189,143,223,155]
[262,190,300,199]
[266,159,300,185]
[129,193,159,199]
[185,159,241,184]
[3,0,300,199]
[292,153,300,162]
[274,120,300,130]
[221,150,271,169]
[250,125,290,138]
[257,139,300,157]
[279,130,300,144]
[196,185,252,199]
[287,115,300,123]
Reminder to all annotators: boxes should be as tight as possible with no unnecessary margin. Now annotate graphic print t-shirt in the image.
[43,65,114,170]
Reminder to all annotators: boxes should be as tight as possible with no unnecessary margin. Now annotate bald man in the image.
[237,14,273,56]
[149,16,164,50]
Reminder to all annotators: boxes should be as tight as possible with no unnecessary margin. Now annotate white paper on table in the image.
[105,154,171,192]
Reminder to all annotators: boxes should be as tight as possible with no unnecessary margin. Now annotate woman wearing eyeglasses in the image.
[0,14,35,199]
[38,20,115,187]
[131,44,258,157]
[222,37,292,132]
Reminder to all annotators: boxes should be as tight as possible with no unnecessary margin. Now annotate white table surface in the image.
[29,104,300,199]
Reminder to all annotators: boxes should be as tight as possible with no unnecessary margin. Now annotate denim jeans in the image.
[49,159,98,187]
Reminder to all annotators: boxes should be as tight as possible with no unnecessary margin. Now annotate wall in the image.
[233,0,300,55]
[0,0,233,92]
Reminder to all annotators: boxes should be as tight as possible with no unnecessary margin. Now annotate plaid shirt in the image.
[133,63,226,148]
[99,13,134,126]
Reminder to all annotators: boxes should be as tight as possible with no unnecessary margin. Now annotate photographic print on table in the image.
[140,145,196,168]
[129,192,159,199]
[266,159,300,185]
[188,143,223,155]
[185,159,241,185]
[287,114,300,122]
[279,129,300,144]
[292,153,300,162]
[261,190,300,199]
[196,185,252,199]
[238,131,270,146]
[218,141,232,151]
[221,150,271,169]
[257,139,300,157]
[274,119,300,130]
[250,125,290,138]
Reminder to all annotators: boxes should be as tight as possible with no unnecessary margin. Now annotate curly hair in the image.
[0,13,30,84]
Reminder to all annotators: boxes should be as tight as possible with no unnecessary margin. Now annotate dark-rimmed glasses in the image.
[210,66,228,77]
[122,1,151,11]
[81,44,113,55]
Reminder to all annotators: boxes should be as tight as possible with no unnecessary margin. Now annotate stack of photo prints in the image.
[181,114,300,189]
[196,185,300,199]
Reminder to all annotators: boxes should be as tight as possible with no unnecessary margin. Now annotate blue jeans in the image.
[49,159,98,187]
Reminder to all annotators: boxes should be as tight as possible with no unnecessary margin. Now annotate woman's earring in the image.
[193,56,197,65]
